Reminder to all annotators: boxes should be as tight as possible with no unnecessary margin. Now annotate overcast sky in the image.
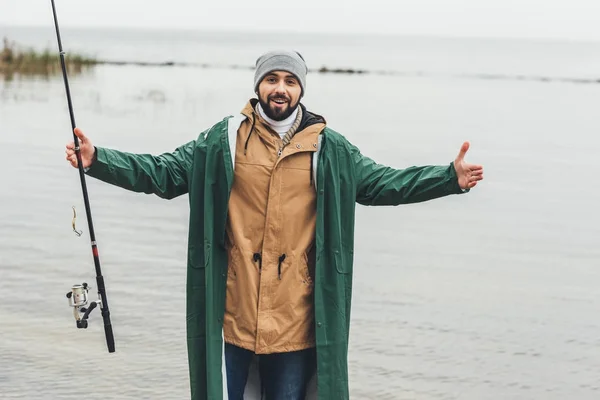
[1,0,599,41]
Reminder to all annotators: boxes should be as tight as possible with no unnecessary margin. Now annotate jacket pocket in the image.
[333,244,354,275]
[227,245,241,280]
[188,242,210,269]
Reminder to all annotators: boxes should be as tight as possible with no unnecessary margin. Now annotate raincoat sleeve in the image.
[351,144,466,206]
[85,140,197,199]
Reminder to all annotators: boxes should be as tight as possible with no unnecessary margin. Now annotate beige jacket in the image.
[223,101,325,354]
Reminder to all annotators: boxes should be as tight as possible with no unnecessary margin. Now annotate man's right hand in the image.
[65,127,95,169]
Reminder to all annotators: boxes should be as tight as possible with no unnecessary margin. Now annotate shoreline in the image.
[1,38,598,86]
[90,60,600,85]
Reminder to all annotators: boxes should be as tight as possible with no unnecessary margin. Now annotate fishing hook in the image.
[72,206,83,236]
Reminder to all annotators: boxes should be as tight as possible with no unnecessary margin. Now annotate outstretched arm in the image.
[353,141,483,206]
[65,128,196,199]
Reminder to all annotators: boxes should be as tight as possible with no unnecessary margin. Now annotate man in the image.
[65,50,484,400]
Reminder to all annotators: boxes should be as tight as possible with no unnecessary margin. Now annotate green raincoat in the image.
[86,114,466,400]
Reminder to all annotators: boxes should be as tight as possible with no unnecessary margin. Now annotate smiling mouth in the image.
[270,98,288,106]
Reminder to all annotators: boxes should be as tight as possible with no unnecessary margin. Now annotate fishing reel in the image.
[66,283,101,329]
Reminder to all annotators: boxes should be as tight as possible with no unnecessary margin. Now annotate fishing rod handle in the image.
[103,311,116,353]
[96,274,115,353]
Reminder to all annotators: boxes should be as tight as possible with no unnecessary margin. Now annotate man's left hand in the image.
[454,142,484,190]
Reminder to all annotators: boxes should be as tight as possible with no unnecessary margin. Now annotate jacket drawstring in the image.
[243,117,257,156]
[253,252,262,272]
[253,253,286,279]
[277,254,286,280]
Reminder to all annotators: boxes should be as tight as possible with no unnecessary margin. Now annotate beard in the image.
[258,94,299,121]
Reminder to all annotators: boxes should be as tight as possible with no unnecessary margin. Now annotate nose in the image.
[275,80,286,94]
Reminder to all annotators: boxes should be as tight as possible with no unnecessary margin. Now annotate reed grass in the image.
[0,37,96,80]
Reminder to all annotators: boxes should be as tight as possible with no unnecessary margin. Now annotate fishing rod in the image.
[50,0,115,353]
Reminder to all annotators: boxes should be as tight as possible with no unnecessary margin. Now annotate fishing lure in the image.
[72,206,83,236]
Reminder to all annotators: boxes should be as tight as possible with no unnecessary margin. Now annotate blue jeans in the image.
[225,343,316,400]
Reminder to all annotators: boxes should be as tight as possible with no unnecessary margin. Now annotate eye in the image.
[286,79,297,85]
[266,77,277,83]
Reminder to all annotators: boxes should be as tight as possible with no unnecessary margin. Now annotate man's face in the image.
[257,71,302,121]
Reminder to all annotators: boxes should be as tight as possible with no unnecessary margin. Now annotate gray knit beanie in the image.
[254,50,307,96]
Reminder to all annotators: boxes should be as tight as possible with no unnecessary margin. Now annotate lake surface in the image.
[1,26,600,399]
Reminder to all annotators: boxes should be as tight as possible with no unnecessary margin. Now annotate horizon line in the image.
[2,23,600,45]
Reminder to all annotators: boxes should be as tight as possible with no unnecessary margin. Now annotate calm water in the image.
[1,26,600,400]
